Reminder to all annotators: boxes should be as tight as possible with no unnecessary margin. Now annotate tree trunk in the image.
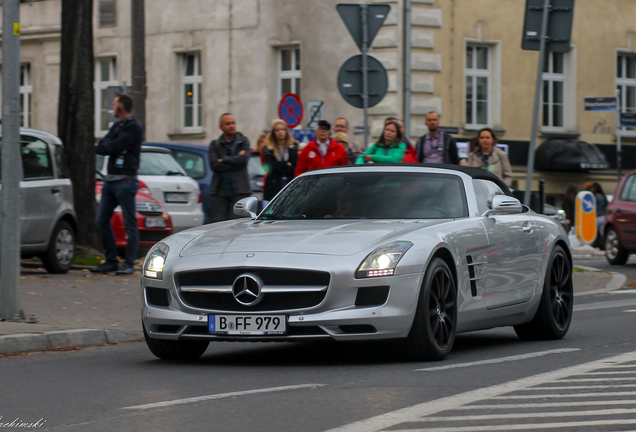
[57,0,99,249]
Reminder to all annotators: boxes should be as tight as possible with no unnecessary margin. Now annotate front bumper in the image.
[141,253,424,343]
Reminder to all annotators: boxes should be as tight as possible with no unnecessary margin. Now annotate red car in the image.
[604,169,636,265]
[96,180,173,257]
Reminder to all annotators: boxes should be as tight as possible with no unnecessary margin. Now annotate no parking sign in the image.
[575,191,597,245]
[278,93,303,129]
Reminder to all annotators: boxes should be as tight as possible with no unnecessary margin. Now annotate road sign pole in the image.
[361,5,369,148]
[616,88,622,181]
[524,0,551,207]
[1,0,23,321]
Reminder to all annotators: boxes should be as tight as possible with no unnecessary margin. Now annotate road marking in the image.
[324,350,636,432]
[394,419,636,432]
[123,383,325,410]
[609,289,636,294]
[583,370,636,375]
[626,309,636,312]
[523,384,636,390]
[556,377,636,382]
[454,400,636,410]
[414,348,579,372]
[491,391,636,399]
[419,408,636,422]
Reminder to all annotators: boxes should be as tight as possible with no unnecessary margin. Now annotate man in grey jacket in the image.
[208,113,252,222]
[415,111,459,165]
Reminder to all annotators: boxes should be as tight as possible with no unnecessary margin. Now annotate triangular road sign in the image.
[337,4,391,53]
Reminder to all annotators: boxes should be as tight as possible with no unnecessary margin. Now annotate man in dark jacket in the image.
[208,113,252,222]
[415,111,459,165]
[92,94,143,275]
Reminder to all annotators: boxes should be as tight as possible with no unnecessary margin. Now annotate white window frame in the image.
[180,52,203,132]
[541,52,567,132]
[94,57,118,137]
[617,52,636,136]
[464,44,491,129]
[20,63,32,128]
[277,47,301,101]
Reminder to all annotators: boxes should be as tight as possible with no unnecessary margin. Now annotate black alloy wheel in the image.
[514,245,573,340]
[404,257,457,361]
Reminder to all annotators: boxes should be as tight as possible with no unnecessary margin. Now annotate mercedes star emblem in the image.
[232,273,264,306]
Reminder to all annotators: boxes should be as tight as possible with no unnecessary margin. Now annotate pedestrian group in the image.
[92,98,514,273]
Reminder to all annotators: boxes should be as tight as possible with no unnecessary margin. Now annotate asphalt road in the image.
[2,286,636,431]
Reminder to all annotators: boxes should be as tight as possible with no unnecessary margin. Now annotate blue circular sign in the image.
[582,194,595,213]
[278,93,303,129]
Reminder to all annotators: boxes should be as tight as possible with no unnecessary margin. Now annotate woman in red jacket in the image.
[295,120,348,177]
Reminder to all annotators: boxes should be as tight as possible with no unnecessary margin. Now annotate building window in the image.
[617,53,636,132]
[98,0,116,28]
[20,64,32,128]
[465,45,490,127]
[181,53,202,131]
[542,52,566,130]
[278,48,301,99]
[94,57,118,136]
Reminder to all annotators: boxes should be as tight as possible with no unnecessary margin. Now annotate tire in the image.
[41,220,75,274]
[514,245,573,341]
[605,227,629,266]
[403,258,457,361]
[143,324,209,360]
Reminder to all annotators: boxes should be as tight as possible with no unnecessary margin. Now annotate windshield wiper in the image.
[166,171,185,176]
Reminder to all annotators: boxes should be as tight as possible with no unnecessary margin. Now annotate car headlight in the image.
[144,243,169,279]
[356,241,413,278]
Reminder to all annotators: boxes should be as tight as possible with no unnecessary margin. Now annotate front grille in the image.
[136,201,162,216]
[178,268,330,287]
[355,286,390,307]
[181,291,326,312]
[177,268,330,312]
[146,287,170,306]
[140,231,170,242]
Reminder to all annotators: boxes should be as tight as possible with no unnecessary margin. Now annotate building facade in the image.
[1,0,635,201]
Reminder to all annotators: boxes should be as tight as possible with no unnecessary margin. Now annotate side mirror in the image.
[234,196,259,219]
[482,195,523,217]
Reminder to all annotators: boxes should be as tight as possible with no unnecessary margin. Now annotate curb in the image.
[0,329,143,356]
[573,272,629,297]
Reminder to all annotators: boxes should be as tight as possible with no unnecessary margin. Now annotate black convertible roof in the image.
[311,163,512,195]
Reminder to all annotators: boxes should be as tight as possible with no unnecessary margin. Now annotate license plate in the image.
[165,192,189,203]
[145,217,166,228]
[208,315,286,335]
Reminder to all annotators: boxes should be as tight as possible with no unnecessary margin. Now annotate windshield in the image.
[261,172,467,220]
[139,152,187,176]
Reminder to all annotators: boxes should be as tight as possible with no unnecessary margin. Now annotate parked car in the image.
[0,128,77,273]
[543,203,568,233]
[604,170,636,265]
[147,142,265,223]
[95,178,173,257]
[141,165,573,361]
[96,146,203,232]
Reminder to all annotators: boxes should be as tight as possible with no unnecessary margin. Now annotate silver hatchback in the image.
[0,128,77,273]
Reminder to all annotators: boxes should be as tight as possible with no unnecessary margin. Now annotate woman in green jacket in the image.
[356,120,406,164]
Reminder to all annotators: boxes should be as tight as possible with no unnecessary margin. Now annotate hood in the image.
[180,219,443,257]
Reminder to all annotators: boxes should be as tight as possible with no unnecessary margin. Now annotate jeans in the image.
[96,177,139,266]
[210,192,251,223]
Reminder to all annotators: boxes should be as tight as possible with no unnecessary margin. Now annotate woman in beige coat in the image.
[467,128,512,186]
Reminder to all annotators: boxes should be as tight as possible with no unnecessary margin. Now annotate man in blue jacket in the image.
[92,94,143,275]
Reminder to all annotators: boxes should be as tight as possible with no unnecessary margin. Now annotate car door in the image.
[473,179,542,309]
[20,135,61,245]
[613,173,636,248]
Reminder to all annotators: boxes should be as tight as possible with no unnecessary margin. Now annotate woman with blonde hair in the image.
[261,119,298,204]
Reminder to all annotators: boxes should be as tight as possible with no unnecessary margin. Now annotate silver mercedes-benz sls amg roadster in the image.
[141,164,573,361]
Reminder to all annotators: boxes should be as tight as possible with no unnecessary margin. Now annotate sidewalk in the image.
[0,247,629,356]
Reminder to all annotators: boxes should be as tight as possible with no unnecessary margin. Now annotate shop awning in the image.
[534,139,609,172]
